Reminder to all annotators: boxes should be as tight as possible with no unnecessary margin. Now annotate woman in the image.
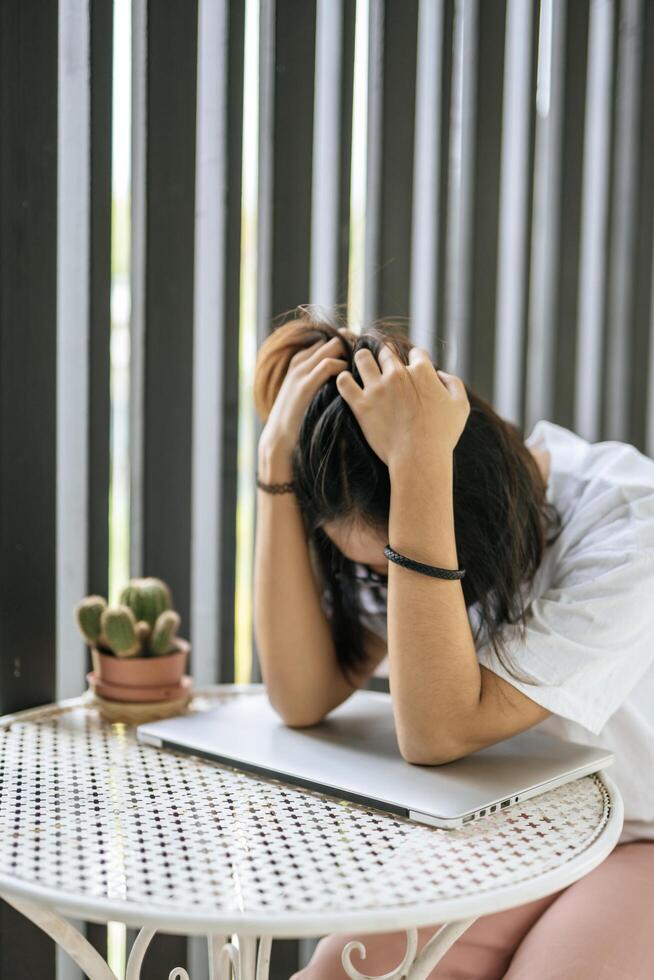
[253,306,654,979]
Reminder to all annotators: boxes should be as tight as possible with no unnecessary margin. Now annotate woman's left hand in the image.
[335,344,470,468]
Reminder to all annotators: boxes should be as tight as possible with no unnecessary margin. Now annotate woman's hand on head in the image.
[259,330,351,459]
[335,344,470,468]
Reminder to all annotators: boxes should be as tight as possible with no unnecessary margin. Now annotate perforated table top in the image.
[0,686,622,936]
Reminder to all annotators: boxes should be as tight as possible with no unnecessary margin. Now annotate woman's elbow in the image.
[398,733,467,767]
[268,697,327,729]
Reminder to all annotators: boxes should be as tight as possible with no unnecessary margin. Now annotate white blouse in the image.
[320,420,654,843]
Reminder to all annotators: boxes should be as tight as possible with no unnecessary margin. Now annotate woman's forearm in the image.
[386,449,481,762]
[253,440,356,725]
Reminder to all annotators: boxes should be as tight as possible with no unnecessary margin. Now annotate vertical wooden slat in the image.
[604,0,643,440]
[129,0,147,580]
[260,0,317,328]
[191,0,245,689]
[88,0,113,645]
[132,1,199,975]
[256,0,275,353]
[364,0,419,324]
[443,0,478,376]
[309,0,356,311]
[125,7,147,963]
[56,4,91,973]
[254,6,317,973]
[363,0,383,326]
[56,0,90,707]
[467,0,508,402]
[85,0,113,963]
[525,0,566,432]
[140,0,198,635]
[493,0,534,425]
[253,0,317,686]
[310,0,345,306]
[309,0,355,306]
[434,0,455,359]
[337,1,356,310]
[574,0,615,441]
[633,3,654,452]
[378,0,419,319]
[553,0,589,428]
[410,0,445,355]
[0,0,59,974]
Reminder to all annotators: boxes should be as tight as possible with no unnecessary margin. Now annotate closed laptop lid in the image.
[136,690,613,826]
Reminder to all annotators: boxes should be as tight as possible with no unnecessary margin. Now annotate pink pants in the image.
[292,841,654,979]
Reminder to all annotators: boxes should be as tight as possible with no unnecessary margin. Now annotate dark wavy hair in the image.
[253,304,562,684]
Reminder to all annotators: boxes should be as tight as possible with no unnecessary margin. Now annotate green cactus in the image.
[74,595,107,646]
[150,610,181,656]
[100,605,140,658]
[119,577,172,627]
[74,577,182,659]
[134,620,151,654]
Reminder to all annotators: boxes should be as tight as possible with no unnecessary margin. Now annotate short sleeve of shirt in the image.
[476,539,654,736]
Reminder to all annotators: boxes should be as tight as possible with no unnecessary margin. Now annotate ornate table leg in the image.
[126,928,157,979]
[207,934,273,980]
[0,893,118,980]
[409,920,477,980]
[0,895,276,980]
[341,919,477,980]
[208,933,230,979]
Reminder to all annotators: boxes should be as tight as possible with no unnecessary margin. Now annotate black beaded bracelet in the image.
[256,473,296,494]
[384,545,466,580]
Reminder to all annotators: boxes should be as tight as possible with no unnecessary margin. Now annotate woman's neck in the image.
[529,446,551,489]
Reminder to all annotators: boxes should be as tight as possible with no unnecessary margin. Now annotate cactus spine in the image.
[150,610,181,656]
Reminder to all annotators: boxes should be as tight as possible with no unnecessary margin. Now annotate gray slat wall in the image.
[2,1,654,978]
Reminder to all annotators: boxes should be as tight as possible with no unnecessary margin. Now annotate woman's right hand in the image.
[259,331,352,461]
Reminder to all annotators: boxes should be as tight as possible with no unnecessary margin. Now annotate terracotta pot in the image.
[91,637,190,702]
[87,671,192,703]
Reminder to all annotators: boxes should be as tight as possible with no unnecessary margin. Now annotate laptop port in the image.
[490,804,497,813]
[462,813,475,823]
[479,808,486,817]
[501,799,510,808]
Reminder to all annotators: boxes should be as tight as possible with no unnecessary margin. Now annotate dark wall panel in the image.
[142,0,198,652]
[468,0,505,403]
[86,1,114,960]
[0,0,59,975]
[270,0,317,318]
[139,3,198,973]
[554,0,590,430]
[630,0,654,452]
[376,0,419,319]
[214,0,246,685]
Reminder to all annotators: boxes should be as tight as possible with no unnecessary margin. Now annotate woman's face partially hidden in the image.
[321,520,389,576]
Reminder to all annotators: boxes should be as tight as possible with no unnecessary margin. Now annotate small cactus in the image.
[100,605,141,658]
[119,577,172,627]
[74,577,183,659]
[75,595,107,646]
[150,610,181,656]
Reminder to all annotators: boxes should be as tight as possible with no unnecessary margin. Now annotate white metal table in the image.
[0,684,623,979]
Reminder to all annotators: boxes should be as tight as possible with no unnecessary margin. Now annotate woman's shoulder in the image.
[528,419,654,552]
[528,419,654,490]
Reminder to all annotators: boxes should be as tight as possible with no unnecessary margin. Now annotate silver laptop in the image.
[136,689,613,829]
